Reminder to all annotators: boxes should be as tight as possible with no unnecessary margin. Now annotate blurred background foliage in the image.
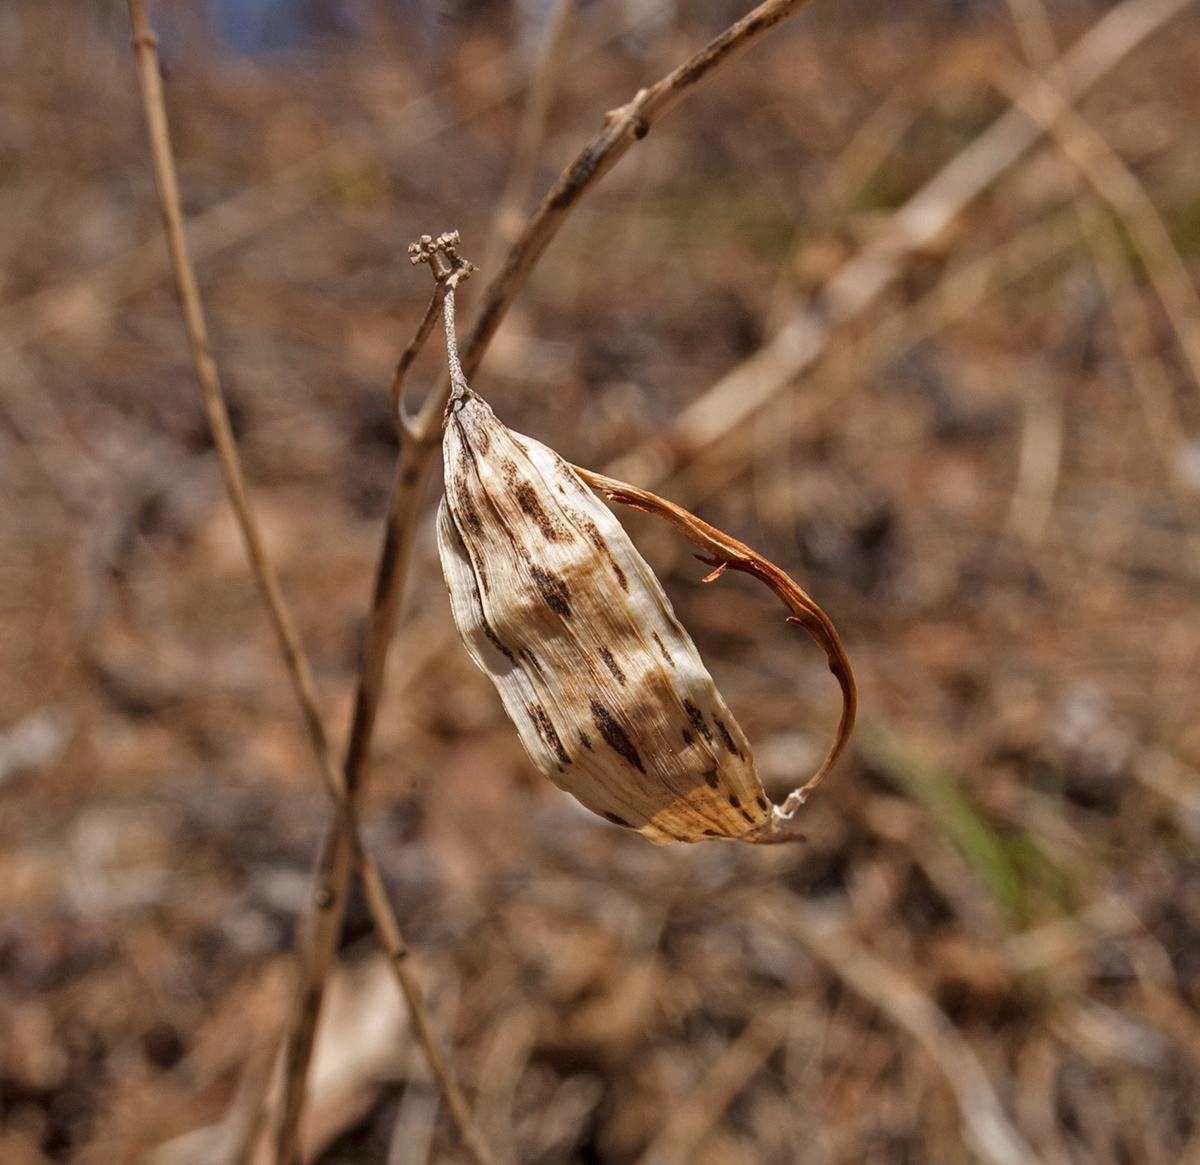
[1,0,1200,1161]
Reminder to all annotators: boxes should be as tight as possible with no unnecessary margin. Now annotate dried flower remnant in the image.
[426,238,855,844]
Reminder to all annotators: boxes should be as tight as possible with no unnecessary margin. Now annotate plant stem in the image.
[124,8,494,1165]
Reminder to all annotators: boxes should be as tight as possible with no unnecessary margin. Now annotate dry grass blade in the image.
[276,0,825,1140]
[756,893,1048,1165]
[574,468,856,808]
[1006,0,1061,69]
[603,0,1197,488]
[123,10,493,1165]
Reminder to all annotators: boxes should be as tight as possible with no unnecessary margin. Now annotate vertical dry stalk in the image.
[268,254,495,1165]
[275,0,820,1142]
[123,8,494,1165]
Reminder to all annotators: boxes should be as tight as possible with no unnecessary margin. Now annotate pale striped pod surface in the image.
[438,387,788,846]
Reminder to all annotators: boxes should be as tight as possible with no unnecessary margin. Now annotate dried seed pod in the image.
[439,400,855,846]
[432,248,854,845]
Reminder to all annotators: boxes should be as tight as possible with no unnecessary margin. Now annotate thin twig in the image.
[123,10,494,1165]
[126,0,330,837]
[274,0,821,1143]
[451,0,819,401]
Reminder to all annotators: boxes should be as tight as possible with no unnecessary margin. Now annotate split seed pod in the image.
[438,388,856,847]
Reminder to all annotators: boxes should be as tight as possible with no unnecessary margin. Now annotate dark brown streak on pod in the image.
[452,473,485,538]
[604,811,632,828]
[703,829,721,837]
[713,716,744,759]
[457,400,492,455]
[528,703,571,766]
[520,647,545,678]
[756,796,768,811]
[569,508,629,593]
[529,565,571,618]
[598,647,626,685]
[482,621,515,663]
[728,794,741,808]
[740,809,755,824]
[574,513,605,550]
[651,631,674,667]
[579,732,593,751]
[452,416,484,470]
[683,700,713,745]
[702,766,719,789]
[590,699,645,773]
[681,728,694,746]
[452,501,490,596]
[515,481,569,541]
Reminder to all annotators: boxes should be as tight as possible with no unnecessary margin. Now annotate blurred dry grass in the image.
[2,0,1200,1162]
